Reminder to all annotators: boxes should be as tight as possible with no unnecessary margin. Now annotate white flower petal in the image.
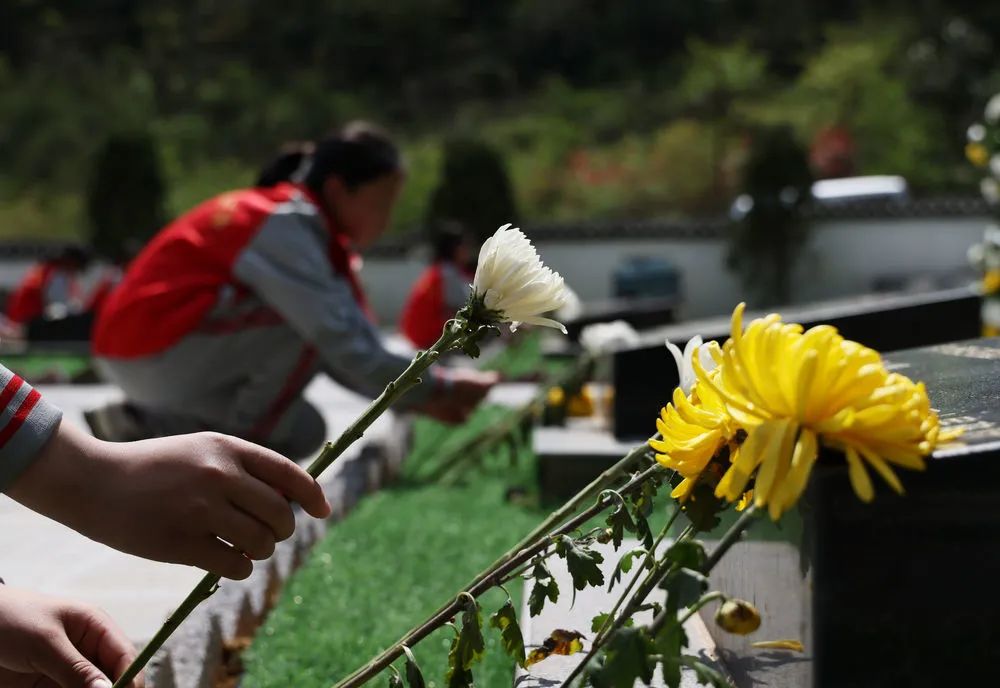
[472,224,569,332]
[986,93,1000,125]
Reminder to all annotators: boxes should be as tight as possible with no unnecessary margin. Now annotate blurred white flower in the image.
[579,320,640,354]
[473,223,568,332]
[666,335,718,394]
[555,283,583,323]
[990,154,1000,179]
[982,178,1000,205]
[986,93,1000,126]
[968,123,987,143]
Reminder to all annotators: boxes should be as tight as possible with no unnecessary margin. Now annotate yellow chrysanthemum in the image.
[690,303,954,520]
[649,348,738,501]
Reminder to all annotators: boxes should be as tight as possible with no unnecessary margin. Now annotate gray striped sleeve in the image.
[0,365,63,492]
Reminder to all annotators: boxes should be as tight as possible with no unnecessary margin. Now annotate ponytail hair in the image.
[257,121,403,192]
[255,141,315,187]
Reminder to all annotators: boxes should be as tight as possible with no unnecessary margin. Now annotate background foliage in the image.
[2,1,999,242]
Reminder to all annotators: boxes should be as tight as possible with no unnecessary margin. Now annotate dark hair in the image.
[256,121,402,192]
[430,220,469,262]
[255,141,314,187]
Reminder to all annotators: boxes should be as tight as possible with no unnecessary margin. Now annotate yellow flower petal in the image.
[751,639,805,652]
[845,446,874,502]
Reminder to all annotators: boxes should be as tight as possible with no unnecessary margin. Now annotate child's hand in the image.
[0,585,142,688]
[8,424,332,580]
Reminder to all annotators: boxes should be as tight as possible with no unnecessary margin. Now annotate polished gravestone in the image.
[564,294,679,342]
[612,287,982,440]
[534,416,638,502]
[703,337,1000,687]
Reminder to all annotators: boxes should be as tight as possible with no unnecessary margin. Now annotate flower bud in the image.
[715,598,761,635]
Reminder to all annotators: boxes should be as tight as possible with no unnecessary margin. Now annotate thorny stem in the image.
[111,324,465,688]
[331,463,666,688]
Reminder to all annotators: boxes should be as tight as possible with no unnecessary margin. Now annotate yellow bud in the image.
[715,599,761,635]
[547,386,566,406]
[966,142,989,167]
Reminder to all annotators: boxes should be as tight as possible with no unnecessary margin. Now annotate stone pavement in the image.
[0,376,537,648]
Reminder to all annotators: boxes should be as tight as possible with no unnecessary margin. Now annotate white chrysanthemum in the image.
[580,320,640,354]
[665,335,718,394]
[986,93,1000,125]
[473,224,568,332]
[982,178,1000,205]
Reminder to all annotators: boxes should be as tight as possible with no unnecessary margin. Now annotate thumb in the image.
[42,634,113,688]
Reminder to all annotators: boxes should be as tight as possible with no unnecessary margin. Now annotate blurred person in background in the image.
[86,121,497,459]
[400,221,478,351]
[5,246,90,327]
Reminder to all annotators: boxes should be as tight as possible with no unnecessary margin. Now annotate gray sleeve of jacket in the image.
[232,203,435,406]
[0,365,63,492]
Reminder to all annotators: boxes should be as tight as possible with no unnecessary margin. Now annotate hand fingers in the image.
[236,442,331,519]
[38,631,113,688]
[211,504,277,560]
[184,536,254,580]
[0,667,58,688]
[62,606,139,688]
[227,474,296,542]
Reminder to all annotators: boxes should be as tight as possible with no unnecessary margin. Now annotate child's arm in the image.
[6,421,332,580]
[0,584,140,688]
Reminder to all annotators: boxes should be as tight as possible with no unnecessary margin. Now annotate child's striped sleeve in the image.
[0,365,63,491]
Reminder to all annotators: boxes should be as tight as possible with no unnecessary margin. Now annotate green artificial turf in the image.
[241,408,545,688]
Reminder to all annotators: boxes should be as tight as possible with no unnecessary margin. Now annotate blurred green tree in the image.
[86,131,167,262]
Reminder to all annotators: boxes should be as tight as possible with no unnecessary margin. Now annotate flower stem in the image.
[559,517,692,688]
[591,502,683,646]
[646,505,760,638]
[331,463,665,688]
[111,325,464,688]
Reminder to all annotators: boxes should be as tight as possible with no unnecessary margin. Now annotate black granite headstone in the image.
[612,287,982,440]
[704,337,1000,688]
[564,295,678,342]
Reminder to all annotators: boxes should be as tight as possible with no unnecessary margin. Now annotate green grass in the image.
[241,407,545,688]
[3,354,92,382]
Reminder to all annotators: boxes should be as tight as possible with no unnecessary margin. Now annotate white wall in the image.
[360,215,992,325]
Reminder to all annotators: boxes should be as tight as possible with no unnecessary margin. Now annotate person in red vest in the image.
[5,246,90,325]
[86,122,497,458]
[400,222,477,350]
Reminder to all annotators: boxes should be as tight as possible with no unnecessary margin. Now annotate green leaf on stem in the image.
[632,507,656,550]
[606,500,637,549]
[664,540,707,571]
[528,561,560,617]
[679,656,730,687]
[661,567,709,610]
[490,597,527,668]
[589,627,655,688]
[681,482,726,532]
[389,670,404,688]
[631,476,660,517]
[654,617,689,688]
[556,535,605,593]
[445,602,485,688]
[591,612,633,633]
[608,546,647,590]
[402,647,426,688]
